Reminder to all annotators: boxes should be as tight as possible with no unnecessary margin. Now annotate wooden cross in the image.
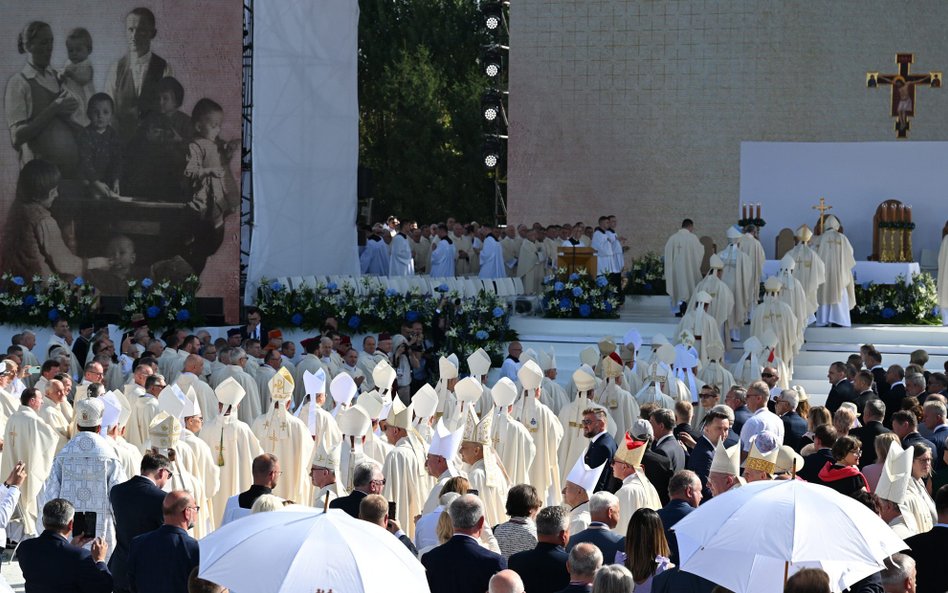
[867,53,942,138]
[812,197,832,232]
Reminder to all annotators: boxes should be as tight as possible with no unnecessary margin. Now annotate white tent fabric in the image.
[248,0,360,301]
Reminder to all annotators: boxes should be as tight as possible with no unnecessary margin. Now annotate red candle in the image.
[756,203,761,219]
[881,204,888,223]
[742,204,747,219]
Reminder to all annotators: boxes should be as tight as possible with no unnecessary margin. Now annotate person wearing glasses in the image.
[738,381,784,462]
[817,435,868,497]
[127,490,201,593]
[109,452,173,593]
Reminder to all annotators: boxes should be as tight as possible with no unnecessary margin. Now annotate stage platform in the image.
[512,296,948,407]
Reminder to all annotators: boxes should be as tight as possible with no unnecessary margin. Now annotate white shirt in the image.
[739,407,785,452]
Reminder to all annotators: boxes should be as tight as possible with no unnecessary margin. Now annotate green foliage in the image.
[625,252,666,295]
[359,0,494,223]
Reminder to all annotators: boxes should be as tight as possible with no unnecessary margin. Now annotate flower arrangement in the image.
[255,278,516,361]
[121,275,202,329]
[737,217,767,228]
[878,221,916,230]
[852,272,940,325]
[541,268,621,319]
[0,274,98,326]
[624,252,666,295]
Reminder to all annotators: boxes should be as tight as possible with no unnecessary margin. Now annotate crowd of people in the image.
[358,215,627,295]
[0,304,945,593]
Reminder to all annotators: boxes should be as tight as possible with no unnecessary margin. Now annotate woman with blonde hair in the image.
[863,432,900,492]
[800,406,831,455]
[622,508,673,592]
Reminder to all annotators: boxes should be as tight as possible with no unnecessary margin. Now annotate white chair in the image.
[511,277,525,296]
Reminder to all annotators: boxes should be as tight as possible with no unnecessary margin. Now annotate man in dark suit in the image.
[866,349,889,398]
[852,370,881,413]
[798,425,837,484]
[17,498,113,593]
[775,390,808,452]
[922,400,948,470]
[893,410,937,458]
[239,306,269,342]
[581,408,617,493]
[422,494,506,593]
[633,422,674,506]
[851,399,890,468]
[650,409,685,473]
[127,491,201,593]
[567,491,623,563]
[330,461,384,518]
[109,452,172,593]
[672,401,701,443]
[684,408,731,501]
[657,470,701,565]
[883,365,907,425]
[725,387,752,436]
[825,362,855,415]
[509,505,570,593]
[555,543,602,593]
[904,485,948,593]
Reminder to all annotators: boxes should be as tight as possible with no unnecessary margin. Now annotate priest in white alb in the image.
[719,226,756,341]
[148,413,207,537]
[467,349,495,418]
[180,393,220,537]
[478,227,506,279]
[199,377,264,528]
[176,355,218,422]
[382,398,429,539]
[389,221,415,276]
[422,418,465,514]
[2,387,60,542]
[663,219,704,315]
[815,215,857,327]
[538,350,570,415]
[676,290,725,368]
[510,362,561,505]
[788,224,826,322]
[750,277,800,370]
[596,353,640,444]
[938,230,948,325]
[739,225,766,314]
[488,377,535,488]
[310,440,347,507]
[430,225,456,277]
[776,255,810,336]
[697,343,736,398]
[562,456,606,536]
[688,254,734,332]
[294,369,342,451]
[459,407,509,527]
[337,405,372,491]
[516,228,544,294]
[252,367,314,504]
[611,433,661,534]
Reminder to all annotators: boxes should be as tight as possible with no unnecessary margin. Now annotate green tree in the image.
[359,0,496,225]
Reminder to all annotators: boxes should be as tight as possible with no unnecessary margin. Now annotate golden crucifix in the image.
[812,197,832,232]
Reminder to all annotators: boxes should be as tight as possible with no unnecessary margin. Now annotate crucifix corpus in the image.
[812,197,832,232]
[867,53,942,138]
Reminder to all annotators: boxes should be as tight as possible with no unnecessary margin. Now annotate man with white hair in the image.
[557,543,602,592]
[922,400,948,470]
[567,491,623,564]
[219,347,262,424]
[739,381,784,459]
[880,553,916,593]
[422,494,507,593]
[488,570,525,593]
[775,388,807,452]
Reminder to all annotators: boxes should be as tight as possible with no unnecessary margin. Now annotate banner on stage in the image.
[0,1,242,319]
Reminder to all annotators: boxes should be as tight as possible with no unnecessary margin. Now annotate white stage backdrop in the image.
[740,142,948,262]
[247,0,360,301]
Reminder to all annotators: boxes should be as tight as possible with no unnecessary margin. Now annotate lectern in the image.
[556,246,597,277]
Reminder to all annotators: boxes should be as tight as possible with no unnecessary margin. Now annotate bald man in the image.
[489,570,525,593]
[127,490,200,593]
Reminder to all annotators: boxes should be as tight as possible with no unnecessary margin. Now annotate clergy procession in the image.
[0,286,946,593]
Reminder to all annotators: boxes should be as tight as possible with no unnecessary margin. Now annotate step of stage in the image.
[512,298,948,407]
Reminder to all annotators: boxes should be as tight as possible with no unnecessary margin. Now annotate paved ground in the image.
[1,550,25,592]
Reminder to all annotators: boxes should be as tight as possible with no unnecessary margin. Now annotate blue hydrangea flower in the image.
[578,304,592,317]
[605,301,613,313]
[568,273,580,281]
[73,277,85,286]
[559,297,572,309]
[176,310,190,322]
[327,282,338,292]
[881,307,896,319]
[23,295,37,306]
[385,288,398,297]
[142,278,153,288]
[543,275,554,285]
[47,309,59,321]
[554,282,565,292]
[435,283,449,292]
[12,276,24,286]
[348,315,361,329]
[406,310,420,322]
[269,281,283,291]
[475,330,489,340]
[572,287,583,297]
[596,276,608,287]
[492,306,504,318]
[861,282,871,290]
[146,305,161,318]
[291,312,304,326]
[644,282,653,291]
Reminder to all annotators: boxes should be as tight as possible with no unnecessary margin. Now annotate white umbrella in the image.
[199,507,430,593]
[674,480,906,593]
